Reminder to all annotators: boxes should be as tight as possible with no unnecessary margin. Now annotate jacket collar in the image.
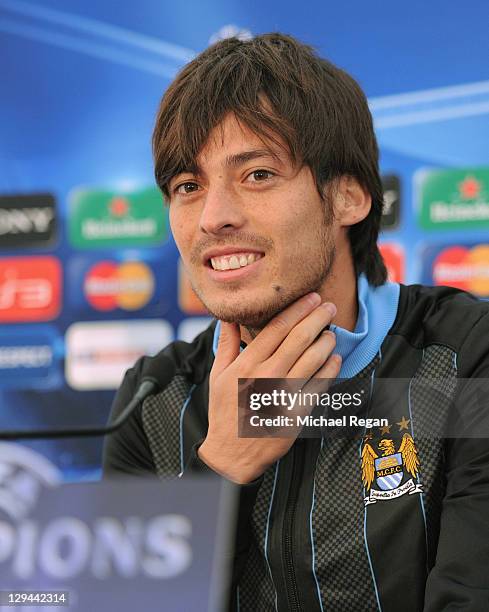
[211,274,400,379]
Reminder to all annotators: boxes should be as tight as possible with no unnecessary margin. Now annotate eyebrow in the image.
[224,148,282,167]
[168,148,284,190]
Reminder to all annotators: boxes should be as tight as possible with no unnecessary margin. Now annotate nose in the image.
[198,184,246,235]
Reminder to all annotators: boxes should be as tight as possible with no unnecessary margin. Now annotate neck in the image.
[239,246,359,345]
[317,267,358,331]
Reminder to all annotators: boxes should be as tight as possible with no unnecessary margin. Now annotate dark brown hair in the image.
[153,33,387,285]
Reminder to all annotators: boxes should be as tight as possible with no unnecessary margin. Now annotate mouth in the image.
[206,251,264,271]
[203,251,265,282]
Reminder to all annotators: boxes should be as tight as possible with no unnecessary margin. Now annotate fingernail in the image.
[307,292,321,306]
[320,302,337,316]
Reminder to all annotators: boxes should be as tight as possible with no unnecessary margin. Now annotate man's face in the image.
[168,113,340,329]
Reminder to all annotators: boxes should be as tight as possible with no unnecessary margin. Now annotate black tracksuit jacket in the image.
[103,284,489,611]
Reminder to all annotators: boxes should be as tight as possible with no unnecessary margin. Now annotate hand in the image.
[198,292,342,483]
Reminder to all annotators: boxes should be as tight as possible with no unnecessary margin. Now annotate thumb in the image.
[213,321,241,374]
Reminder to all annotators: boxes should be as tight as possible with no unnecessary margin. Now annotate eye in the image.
[247,169,275,182]
[174,181,199,195]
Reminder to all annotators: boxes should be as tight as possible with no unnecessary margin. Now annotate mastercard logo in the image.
[432,245,489,296]
[84,261,155,311]
[379,243,404,283]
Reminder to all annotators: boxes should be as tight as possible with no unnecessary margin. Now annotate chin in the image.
[201,293,289,329]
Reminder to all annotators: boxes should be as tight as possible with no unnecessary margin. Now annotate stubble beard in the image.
[193,225,337,335]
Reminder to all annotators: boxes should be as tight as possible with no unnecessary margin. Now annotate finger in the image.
[212,321,241,376]
[265,301,336,375]
[298,353,343,400]
[313,353,342,380]
[286,330,336,378]
[245,292,321,362]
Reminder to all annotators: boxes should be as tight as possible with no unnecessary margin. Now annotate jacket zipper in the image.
[282,440,305,612]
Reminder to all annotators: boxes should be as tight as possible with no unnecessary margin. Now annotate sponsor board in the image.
[0,443,235,612]
[178,259,208,314]
[0,256,62,323]
[381,175,401,230]
[379,243,405,283]
[0,194,56,248]
[83,260,155,312]
[68,187,168,248]
[0,443,62,520]
[177,317,213,342]
[0,326,63,389]
[65,320,173,390]
[422,243,489,297]
[417,167,489,230]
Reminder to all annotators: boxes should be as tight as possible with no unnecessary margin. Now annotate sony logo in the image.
[0,207,54,235]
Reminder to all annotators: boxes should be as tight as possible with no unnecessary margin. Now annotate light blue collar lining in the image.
[329,274,399,378]
[212,274,400,379]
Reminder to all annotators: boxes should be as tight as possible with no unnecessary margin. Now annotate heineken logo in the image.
[82,217,157,240]
[418,167,489,229]
[458,176,481,199]
[68,187,168,248]
[109,196,130,217]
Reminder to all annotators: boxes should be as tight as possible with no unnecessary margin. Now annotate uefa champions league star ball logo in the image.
[0,443,61,521]
[208,25,252,45]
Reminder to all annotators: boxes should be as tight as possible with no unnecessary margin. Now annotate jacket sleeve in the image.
[102,357,157,477]
[424,311,489,610]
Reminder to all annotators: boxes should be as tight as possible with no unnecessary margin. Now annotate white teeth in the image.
[210,252,262,271]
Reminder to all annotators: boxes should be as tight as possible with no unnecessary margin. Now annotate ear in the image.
[333,175,371,227]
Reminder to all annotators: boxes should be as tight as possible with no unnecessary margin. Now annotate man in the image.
[103,34,489,611]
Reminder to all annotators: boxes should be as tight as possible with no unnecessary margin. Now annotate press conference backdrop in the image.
[1,0,488,481]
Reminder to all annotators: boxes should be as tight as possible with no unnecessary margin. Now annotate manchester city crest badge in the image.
[361,431,423,506]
